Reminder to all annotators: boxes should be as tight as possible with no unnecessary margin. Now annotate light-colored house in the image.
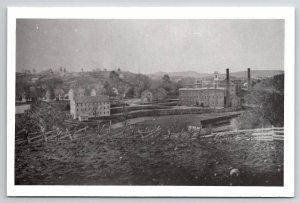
[54,89,65,101]
[45,89,54,101]
[30,77,39,83]
[90,89,97,96]
[90,87,106,96]
[70,95,110,120]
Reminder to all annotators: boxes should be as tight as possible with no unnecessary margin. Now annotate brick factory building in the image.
[179,87,225,107]
[179,68,251,108]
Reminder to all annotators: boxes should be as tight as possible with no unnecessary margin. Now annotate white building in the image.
[70,95,110,120]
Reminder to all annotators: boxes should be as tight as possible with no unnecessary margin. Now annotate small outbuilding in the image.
[79,114,89,122]
[141,88,168,103]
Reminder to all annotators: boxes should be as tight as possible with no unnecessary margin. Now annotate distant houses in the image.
[44,88,68,101]
[68,86,106,99]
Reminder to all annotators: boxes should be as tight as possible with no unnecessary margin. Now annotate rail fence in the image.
[15,121,284,145]
[208,127,284,141]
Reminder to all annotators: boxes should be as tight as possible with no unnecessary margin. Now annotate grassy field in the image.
[15,122,283,186]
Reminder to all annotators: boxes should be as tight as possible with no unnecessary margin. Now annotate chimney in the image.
[226,69,229,81]
[226,68,230,107]
[247,68,251,90]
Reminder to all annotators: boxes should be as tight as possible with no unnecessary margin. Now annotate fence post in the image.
[27,134,31,144]
[130,125,136,137]
[122,123,128,137]
[41,127,47,142]
[167,129,172,139]
[97,121,101,133]
[178,128,184,138]
[197,127,202,139]
[106,120,111,136]
[66,128,73,140]
[56,128,60,141]
[98,124,105,137]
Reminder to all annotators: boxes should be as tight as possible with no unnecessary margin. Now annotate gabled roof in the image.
[179,87,225,91]
[218,79,236,86]
[54,89,65,95]
[74,95,109,103]
[144,88,168,95]
[156,88,168,95]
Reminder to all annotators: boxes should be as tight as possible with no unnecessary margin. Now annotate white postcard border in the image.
[7,7,295,197]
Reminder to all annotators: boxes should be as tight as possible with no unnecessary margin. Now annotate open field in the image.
[15,123,283,186]
[111,112,241,134]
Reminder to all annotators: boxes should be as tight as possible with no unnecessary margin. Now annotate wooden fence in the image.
[208,127,284,141]
[16,120,284,145]
[24,126,89,144]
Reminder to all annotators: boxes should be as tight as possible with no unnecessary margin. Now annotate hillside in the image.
[149,70,284,80]
[149,71,212,79]
[220,70,284,79]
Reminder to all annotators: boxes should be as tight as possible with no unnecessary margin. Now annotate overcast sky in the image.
[16,19,284,74]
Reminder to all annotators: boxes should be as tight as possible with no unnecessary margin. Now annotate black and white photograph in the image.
[7,7,295,197]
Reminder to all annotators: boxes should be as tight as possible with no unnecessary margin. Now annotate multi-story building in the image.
[70,95,110,120]
[179,68,249,108]
[219,80,237,96]
[179,87,225,107]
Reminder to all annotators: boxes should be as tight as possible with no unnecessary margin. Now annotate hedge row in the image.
[111,107,241,120]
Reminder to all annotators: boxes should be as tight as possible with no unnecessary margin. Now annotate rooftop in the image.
[74,95,109,103]
[179,87,225,91]
[144,88,168,95]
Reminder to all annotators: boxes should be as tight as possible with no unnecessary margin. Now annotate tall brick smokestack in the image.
[226,68,230,107]
[226,69,229,81]
[247,68,251,91]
